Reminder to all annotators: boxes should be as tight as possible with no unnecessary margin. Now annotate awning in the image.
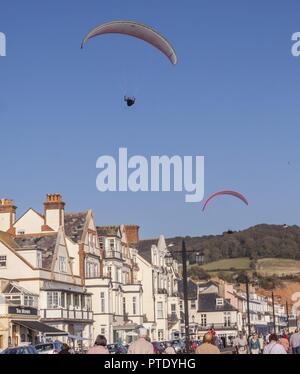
[11,320,68,336]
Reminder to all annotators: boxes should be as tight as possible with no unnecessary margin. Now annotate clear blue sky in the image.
[1,0,300,239]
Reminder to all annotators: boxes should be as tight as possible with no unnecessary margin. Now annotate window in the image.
[101,328,105,335]
[67,293,71,308]
[109,239,115,250]
[61,293,65,308]
[224,312,231,327]
[17,230,25,235]
[191,301,196,309]
[157,302,163,319]
[74,294,79,308]
[216,298,224,306]
[100,292,105,313]
[99,237,104,250]
[47,292,59,309]
[59,256,67,273]
[107,266,112,279]
[133,297,137,315]
[201,314,207,327]
[158,330,164,341]
[171,304,176,316]
[37,252,42,268]
[24,295,34,307]
[0,256,7,268]
[123,297,126,315]
[180,301,183,311]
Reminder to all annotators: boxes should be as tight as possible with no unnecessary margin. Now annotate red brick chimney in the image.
[125,225,140,246]
[0,199,16,233]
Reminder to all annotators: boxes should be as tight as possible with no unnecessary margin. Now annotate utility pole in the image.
[272,291,276,334]
[245,276,251,338]
[286,301,290,333]
[181,240,190,353]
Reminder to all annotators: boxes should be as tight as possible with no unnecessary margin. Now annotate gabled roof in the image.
[14,233,58,270]
[2,281,38,296]
[0,231,19,249]
[96,225,120,237]
[13,208,44,226]
[64,212,87,243]
[198,293,237,312]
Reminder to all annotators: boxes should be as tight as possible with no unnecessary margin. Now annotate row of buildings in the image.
[0,194,181,349]
[0,194,297,350]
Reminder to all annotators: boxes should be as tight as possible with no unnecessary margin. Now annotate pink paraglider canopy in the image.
[202,190,249,211]
[81,20,177,65]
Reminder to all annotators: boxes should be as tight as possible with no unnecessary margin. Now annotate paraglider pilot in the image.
[124,96,135,107]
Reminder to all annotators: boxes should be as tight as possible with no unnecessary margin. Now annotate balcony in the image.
[41,308,93,321]
[157,288,168,295]
[197,323,238,331]
[105,250,123,260]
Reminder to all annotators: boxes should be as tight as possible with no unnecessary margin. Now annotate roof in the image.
[12,320,68,336]
[178,279,198,299]
[198,280,219,289]
[14,233,58,269]
[2,281,38,296]
[96,225,120,237]
[0,231,19,249]
[198,293,238,312]
[64,212,87,243]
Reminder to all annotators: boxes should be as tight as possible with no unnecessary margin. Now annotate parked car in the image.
[35,341,63,354]
[1,345,38,354]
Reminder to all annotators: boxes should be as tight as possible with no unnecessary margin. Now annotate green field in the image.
[201,257,250,272]
[257,258,300,276]
[200,257,300,276]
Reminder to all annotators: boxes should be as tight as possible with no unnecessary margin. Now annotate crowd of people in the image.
[55,327,300,355]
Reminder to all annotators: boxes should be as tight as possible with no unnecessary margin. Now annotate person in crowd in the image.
[195,332,220,354]
[279,333,290,353]
[235,332,248,354]
[87,335,109,354]
[290,329,300,354]
[58,343,71,354]
[127,328,154,354]
[164,342,176,354]
[263,334,287,354]
[258,334,264,354]
[249,334,260,354]
[210,325,216,337]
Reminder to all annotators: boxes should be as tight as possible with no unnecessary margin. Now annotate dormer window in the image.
[17,230,25,235]
[216,298,224,307]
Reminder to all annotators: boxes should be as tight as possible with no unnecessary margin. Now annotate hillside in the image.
[138,224,300,264]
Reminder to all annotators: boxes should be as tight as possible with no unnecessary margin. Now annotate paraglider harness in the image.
[124,96,135,107]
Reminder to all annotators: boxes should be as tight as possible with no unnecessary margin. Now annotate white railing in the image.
[41,309,92,320]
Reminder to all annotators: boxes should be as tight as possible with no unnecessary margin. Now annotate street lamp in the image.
[165,240,203,353]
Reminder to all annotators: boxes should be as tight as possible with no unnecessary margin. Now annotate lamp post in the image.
[234,273,251,338]
[286,301,290,334]
[272,291,276,334]
[165,240,203,354]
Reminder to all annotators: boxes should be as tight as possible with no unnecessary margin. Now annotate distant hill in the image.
[138,224,300,264]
